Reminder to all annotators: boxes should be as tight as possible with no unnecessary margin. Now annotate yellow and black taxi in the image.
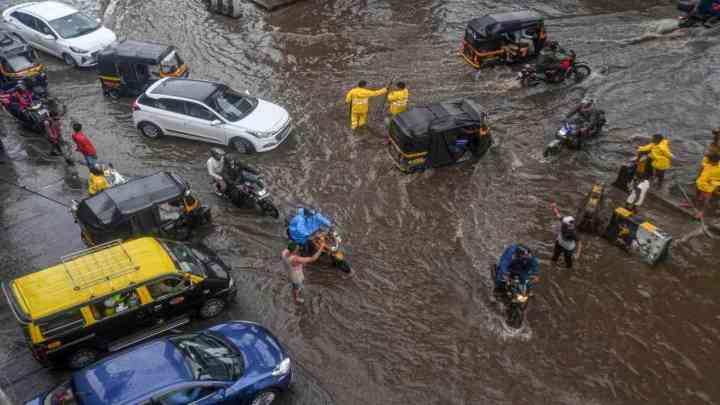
[0,30,47,93]
[2,237,237,369]
[96,40,188,98]
[387,99,492,173]
[71,172,212,246]
[460,11,546,69]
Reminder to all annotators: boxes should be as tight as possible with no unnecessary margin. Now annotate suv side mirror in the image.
[96,18,102,24]
[210,119,221,126]
[43,34,55,41]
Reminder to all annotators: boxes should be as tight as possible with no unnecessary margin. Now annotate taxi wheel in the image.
[251,390,278,405]
[199,298,226,319]
[139,122,163,139]
[68,347,100,369]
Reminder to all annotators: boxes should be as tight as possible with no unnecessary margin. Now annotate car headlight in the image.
[272,358,291,377]
[247,130,273,139]
[69,46,89,54]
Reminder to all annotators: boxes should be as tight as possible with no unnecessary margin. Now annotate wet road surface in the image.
[1,0,720,404]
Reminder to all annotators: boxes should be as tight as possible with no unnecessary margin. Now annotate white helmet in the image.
[562,216,576,226]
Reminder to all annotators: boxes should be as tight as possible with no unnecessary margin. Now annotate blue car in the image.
[26,321,292,405]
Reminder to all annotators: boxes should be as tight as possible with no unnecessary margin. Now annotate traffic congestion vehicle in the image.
[132,78,293,153]
[71,171,211,246]
[2,237,237,369]
[24,322,291,405]
[97,40,189,98]
[0,30,47,93]
[387,99,492,172]
[1,1,116,67]
[460,11,546,69]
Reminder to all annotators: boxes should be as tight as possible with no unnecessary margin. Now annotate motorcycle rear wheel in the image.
[333,258,352,274]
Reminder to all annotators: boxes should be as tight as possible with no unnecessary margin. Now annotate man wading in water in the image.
[282,241,324,304]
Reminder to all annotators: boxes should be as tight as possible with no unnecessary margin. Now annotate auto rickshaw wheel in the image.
[199,298,226,319]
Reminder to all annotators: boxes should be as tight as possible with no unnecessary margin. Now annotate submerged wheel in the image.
[250,390,277,405]
[333,259,352,274]
[199,298,226,319]
[506,305,524,329]
[260,201,280,218]
[139,122,163,139]
[230,137,255,154]
[572,65,591,83]
[68,347,100,369]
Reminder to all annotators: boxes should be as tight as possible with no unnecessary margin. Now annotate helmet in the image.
[562,216,576,228]
[15,82,26,92]
[210,147,225,161]
[548,41,559,51]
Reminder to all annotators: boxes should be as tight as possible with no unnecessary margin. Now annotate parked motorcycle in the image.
[222,170,279,218]
[518,51,591,87]
[543,112,606,157]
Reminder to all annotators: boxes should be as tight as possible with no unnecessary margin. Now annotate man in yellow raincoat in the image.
[344,80,387,130]
[387,82,409,116]
[688,153,720,219]
[87,165,109,195]
[637,133,673,186]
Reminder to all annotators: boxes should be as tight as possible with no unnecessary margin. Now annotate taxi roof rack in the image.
[60,240,140,291]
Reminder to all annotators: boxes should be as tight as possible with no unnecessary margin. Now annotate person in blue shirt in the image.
[288,208,333,250]
[494,244,540,294]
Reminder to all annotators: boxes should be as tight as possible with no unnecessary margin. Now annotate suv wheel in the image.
[62,53,77,67]
[230,138,255,154]
[199,298,226,319]
[68,347,100,369]
[139,122,163,139]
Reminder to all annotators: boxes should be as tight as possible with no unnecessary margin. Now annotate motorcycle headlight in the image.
[272,358,291,377]
[558,128,568,136]
[514,294,529,303]
[257,189,268,197]
[69,46,88,54]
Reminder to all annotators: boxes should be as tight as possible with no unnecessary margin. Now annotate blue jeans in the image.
[84,155,97,168]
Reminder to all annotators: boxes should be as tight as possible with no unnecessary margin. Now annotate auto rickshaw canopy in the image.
[98,40,176,66]
[467,11,544,38]
[76,172,189,230]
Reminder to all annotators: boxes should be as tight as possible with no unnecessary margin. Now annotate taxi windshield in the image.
[160,240,206,277]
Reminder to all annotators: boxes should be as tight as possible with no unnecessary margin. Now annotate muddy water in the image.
[1,0,720,404]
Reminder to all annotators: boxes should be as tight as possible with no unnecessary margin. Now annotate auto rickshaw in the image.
[96,40,189,98]
[71,172,211,246]
[460,11,546,69]
[0,31,47,93]
[387,99,492,173]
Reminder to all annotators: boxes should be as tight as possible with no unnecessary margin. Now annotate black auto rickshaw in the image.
[461,11,546,69]
[71,172,211,245]
[96,40,189,98]
[0,31,47,94]
[387,99,492,173]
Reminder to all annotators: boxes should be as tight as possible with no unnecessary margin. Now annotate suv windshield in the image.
[170,333,243,381]
[206,87,256,122]
[49,12,100,39]
[161,240,207,277]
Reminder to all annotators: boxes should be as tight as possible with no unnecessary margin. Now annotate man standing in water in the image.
[550,202,582,269]
[344,80,387,130]
[282,241,324,305]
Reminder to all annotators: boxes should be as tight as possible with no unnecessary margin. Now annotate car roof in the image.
[149,78,221,103]
[10,237,178,321]
[17,1,78,21]
[76,172,187,227]
[73,339,193,405]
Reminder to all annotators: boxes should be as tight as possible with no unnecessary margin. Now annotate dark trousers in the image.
[552,241,574,268]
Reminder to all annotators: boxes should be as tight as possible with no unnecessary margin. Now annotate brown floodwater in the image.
[1,0,719,404]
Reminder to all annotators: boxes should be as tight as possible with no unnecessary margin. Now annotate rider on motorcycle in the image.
[5,83,34,119]
[222,152,260,185]
[566,98,601,134]
[690,0,720,22]
[207,147,226,195]
[494,244,539,295]
[535,41,567,77]
[288,208,333,253]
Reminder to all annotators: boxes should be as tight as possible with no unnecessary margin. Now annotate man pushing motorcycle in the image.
[287,208,352,275]
[566,98,603,138]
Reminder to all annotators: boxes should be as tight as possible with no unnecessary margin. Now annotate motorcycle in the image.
[517,51,592,87]
[0,90,51,133]
[222,170,279,218]
[678,0,720,27]
[543,112,606,157]
[491,266,531,329]
[287,209,352,273]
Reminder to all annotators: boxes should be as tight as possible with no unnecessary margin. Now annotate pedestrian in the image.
[71,122,98,167]
[386,81,409,117]
[44,108,64,157]
[550,202,583,269]
[87,164,109,196]
[281,241,324,305]
[344,80,387,130]
[683,153,720,219]
[637,133,673,187]
[703,128,720,166]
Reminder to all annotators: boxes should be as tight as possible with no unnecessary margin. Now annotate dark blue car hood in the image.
[209,322,286,375]
[73,340,192,405]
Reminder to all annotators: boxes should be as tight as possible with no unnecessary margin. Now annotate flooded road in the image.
[1,0,720,404]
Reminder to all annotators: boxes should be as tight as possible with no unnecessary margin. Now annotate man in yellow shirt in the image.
[88,165,109,196]
[387,82,409,116]
[690,153,720,219]
[344,80,387,130]
[637,133,673,186]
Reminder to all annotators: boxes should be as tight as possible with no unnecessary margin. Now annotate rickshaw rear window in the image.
[37,310,85,339]
[4,55,33,73]
[160,241,206,277]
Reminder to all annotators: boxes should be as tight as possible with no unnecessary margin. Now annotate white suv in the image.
[1,1,116,67]
[132,78,293,153]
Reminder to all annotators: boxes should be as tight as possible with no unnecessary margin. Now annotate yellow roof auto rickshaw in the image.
[96,40,188,98]
[0,30,47,94]
[460,11,546,69]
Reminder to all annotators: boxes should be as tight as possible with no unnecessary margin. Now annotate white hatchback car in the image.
[1,1,116,67]
[132,78,293,153]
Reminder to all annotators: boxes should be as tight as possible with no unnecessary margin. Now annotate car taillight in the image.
[132,101,140,111]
